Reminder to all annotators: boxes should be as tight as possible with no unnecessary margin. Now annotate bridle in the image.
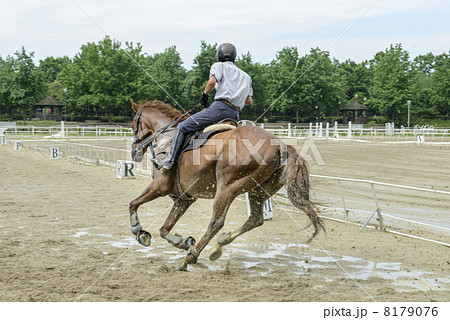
[132,103,202,162]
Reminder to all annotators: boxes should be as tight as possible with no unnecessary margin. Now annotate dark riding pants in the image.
[177,100,239,134]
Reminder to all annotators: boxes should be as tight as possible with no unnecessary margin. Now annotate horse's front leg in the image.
[159,198,197,250]
[129,180,169,245]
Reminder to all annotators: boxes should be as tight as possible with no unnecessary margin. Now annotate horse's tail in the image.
[281,145,325,243]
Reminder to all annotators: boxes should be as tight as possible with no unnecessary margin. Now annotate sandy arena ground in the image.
[0,138,449,302]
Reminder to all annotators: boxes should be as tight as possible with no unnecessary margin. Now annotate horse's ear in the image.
[131,99,139,112]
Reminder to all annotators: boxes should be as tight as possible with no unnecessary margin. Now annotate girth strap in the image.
[175,155,197,201]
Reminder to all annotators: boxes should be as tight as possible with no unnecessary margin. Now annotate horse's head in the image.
[130,99,186,162]
[131,100,153,162]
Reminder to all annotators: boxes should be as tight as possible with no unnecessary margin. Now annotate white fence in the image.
[10,138,153,177]
[3,122,450,141]
[3,123,450,245]
[3,125,133,138]
[261,122,450,141]
[309,174,450,246]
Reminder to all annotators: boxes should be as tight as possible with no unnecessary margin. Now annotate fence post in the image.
[325,122,329,139]
[288,123,292,137]
[338,179,348,220]
[319,122,323,137]
[347,121,352,138]
[360,183,385,232]
[309,123,313,137]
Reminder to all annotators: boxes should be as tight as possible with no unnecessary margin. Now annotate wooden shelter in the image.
[35,96,64,121]
[340,100,368,124]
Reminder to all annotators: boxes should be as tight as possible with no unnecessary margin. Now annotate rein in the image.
[133,103,202,160]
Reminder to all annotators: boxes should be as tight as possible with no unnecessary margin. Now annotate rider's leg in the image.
[154,101,238,170]
[153,127,186,170]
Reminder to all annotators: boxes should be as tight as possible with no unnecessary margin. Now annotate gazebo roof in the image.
[35,96,63,107]
[340,100,368,111]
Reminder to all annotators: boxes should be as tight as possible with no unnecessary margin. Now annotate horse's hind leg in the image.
[173,187,238,271]
[159,198,197,250]
[209,192,266,261]
[209,169,284,260]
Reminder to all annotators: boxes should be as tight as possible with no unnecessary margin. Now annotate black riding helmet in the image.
[217,43,237,62]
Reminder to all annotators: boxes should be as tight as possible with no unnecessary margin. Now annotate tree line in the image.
[0,36,448,124]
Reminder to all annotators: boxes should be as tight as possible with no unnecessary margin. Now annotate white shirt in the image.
[209,61,253,108]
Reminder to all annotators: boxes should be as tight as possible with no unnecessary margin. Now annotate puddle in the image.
[101,233,450,293]
[104,237,136,248]
[201,241,450,292]
[97,233,113,238]
[73,231,89,237]
[142,212,158,217]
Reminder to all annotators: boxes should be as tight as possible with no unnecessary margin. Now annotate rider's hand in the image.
[199,92,208,107]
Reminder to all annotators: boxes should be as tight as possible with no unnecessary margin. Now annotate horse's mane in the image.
[139,100,187,121]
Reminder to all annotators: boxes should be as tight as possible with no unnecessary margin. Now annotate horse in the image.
[129,99,325,271]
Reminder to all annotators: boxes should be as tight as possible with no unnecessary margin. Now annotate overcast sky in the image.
[1,0,449,67]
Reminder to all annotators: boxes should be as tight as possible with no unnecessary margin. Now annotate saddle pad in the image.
[180,128,231,156]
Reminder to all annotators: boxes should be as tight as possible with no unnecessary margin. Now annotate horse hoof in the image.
[174,258,187,271]
[165,233,184,245]
[209,243,223,261]
[137,230,152,247]
[217,232,232,245]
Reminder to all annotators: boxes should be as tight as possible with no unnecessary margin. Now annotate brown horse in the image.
[129,99,324,271]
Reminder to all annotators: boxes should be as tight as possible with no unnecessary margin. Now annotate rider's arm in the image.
[245,96,252,106]
[203,76,217,94]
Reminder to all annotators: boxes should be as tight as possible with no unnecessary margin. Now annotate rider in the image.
[154,43,253,170]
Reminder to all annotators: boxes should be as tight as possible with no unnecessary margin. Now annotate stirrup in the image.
[151,157,174,171]
[150,151,168,170]
[151,158,164,170]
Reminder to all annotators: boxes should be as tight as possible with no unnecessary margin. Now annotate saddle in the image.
[179,118,237,156]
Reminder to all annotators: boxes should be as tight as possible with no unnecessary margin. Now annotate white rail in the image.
[311,174,450,195]
[5,122,450,140]
[310,174,450,237]
[261,122,450,141]
[4,125,133,137]
[5,129,449,240]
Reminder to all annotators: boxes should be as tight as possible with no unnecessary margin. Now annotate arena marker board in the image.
[117,160,136,179]
[14,141,22,151]
[245,192,273,220]
[50,147,59,160]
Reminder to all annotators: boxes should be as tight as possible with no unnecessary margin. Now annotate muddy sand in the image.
[0,140,449,301]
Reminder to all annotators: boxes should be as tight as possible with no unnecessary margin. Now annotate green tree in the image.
[58,36,148,119]
[430,52,449,118]
[337,59,371,101]
[181,41,217,107]
[267,47,346,122]
[235,52,269,118]
[410,53,436,120]
[39,56,72,83]
[266,46,302,117]
[0,56,14,115]
[0,47,46,122]
[369,44,414,123]
[145,46,186,109]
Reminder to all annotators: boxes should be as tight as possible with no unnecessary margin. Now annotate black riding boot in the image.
[153,128,186,170]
